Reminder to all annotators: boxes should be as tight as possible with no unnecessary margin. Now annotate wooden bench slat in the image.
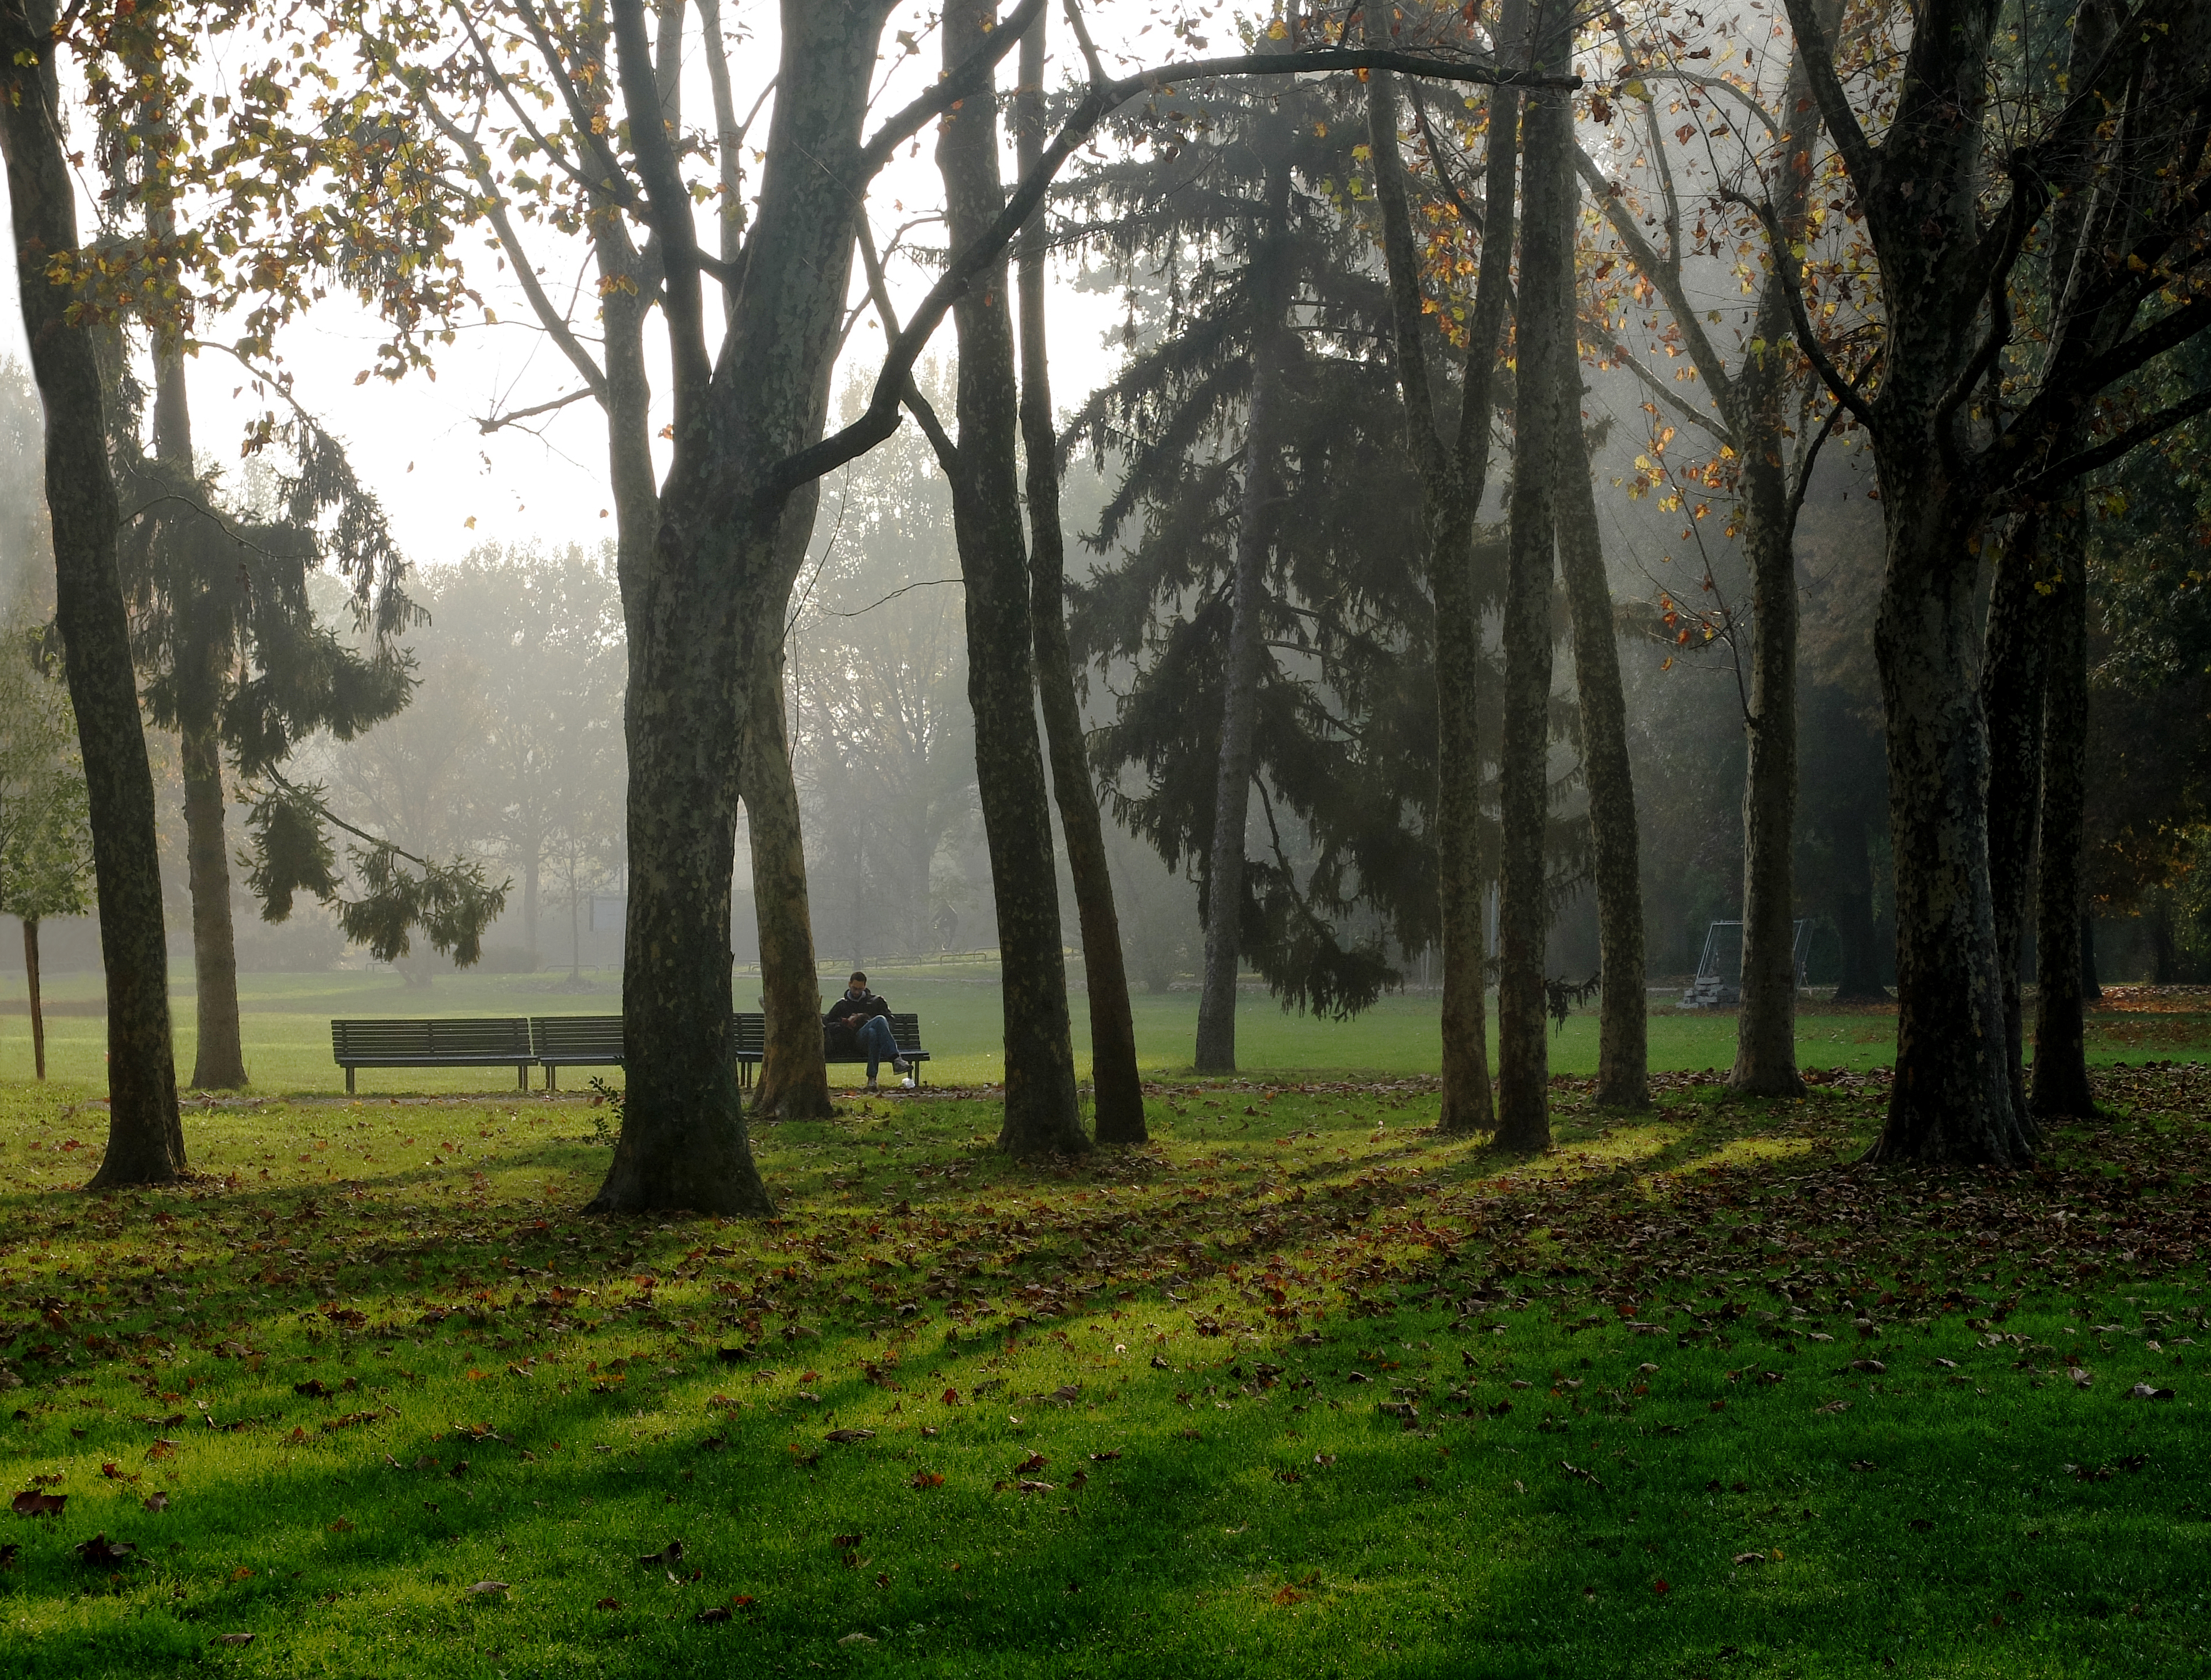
[334,1011,934,1094]
[330,1018,533,1093]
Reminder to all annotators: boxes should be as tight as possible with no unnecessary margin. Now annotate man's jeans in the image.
[854,1014,898,1080]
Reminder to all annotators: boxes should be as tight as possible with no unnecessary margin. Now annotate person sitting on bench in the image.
[825,970,908,1091]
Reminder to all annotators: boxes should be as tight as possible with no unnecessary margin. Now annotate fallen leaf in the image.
[824,1429,876,1444]
[1732,1552,1766,1567]
[595,1597,623,1610]
[910,1471,945,1489]
[1016,1452,1048,1474]
[465,1580,509,1596]
[143,1492,170,1513]
[11,1491,64,1518]
[2129,1383,2177,1401]
[1016,1478,1054,1493]
[694,1605,732,1624]
[839,1632,876,1645]
[1088,1450,1122,1462]
[74,1533,138,1567]
[1652,1577,1671,1595]
[211,1633,255,1647]
[639,1540,685,1568]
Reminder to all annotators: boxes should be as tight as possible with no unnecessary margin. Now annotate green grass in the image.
[3,963,2206,1098]
[0,1066,2205,1676]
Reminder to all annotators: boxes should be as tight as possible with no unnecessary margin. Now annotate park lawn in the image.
[9,963,2205,1095]
[0,1067,2205,1677]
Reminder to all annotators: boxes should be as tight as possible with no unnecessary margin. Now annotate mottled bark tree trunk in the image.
[2,3,184,1181]
[1982,516,2053,1129]
[1017,13,1145,1144]
[2032,507,2095,1118]
[1863,466,2027,1164]
[1494,0,1577,1150]
[744,487,834,1121]
[1727,475,1804,1096]
[1364,6,1519,1138]
[593,0,903,1213]
[1550,350,1648,1109]
[24,918,46,1081]
[938,1,1085,1155]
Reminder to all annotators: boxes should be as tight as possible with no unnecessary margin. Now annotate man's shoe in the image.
[892,1055,910,1076]
[865,1078,880,1092]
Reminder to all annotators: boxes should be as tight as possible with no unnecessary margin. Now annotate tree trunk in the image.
[1194,197,1292,1075]
[1364,10,1518,1138]
[593,0,898,1213]
[24,918,45,1081]
[522,852,540,964]
[2030,510,2094,1118]
[938,1,1085,1155]
[149,312,249,1091]
[1830,816,1889,1002]
[181,721,248,1088]
[743,499,834,1121]
[1720,0,1842,1100]
[1549,347,1648,1108]
[1982,516,2053,1127]
[1495,0,1578,1150]
[2,5,184,1183]
[1863,463,2029,1165]
[1016,10,1145,1145]
[1728,479,1805,1096]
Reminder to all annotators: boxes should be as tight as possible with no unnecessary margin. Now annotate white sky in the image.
[0,1,1195,569]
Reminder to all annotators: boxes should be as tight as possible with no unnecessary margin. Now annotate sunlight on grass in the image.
[0,1069,2205,1677]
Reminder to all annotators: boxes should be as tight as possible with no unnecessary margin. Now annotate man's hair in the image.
[849,971,867,986]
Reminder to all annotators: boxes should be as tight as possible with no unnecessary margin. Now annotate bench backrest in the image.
[529,1015,765,1060]
[530,1016,626,1060]
[331,1018,533,1061]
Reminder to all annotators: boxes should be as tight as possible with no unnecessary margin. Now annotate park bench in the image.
[522,1011,929,1090]
[824,1012,931,1085]
[330,1018,535,1094]
[526,1014,760,1091]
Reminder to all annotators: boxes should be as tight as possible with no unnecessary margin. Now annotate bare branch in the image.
[770,40,1580,501]
[1609,339,1732,442]
[2006,386,2211,505]
[609,0,711,407]
[406,83,609,402]
[1722,187,1876,429]
[1577,142,1737,419]
[854,214,959,470]
[1775,0,1875,191]
[1782,393,1850,531]
[858,0,1051,177]
[476,384,596,434]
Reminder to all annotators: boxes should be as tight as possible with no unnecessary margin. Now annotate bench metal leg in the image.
[346,1067,355,1095]
[518,1064,528,1091]
[544,1064,557,1092]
